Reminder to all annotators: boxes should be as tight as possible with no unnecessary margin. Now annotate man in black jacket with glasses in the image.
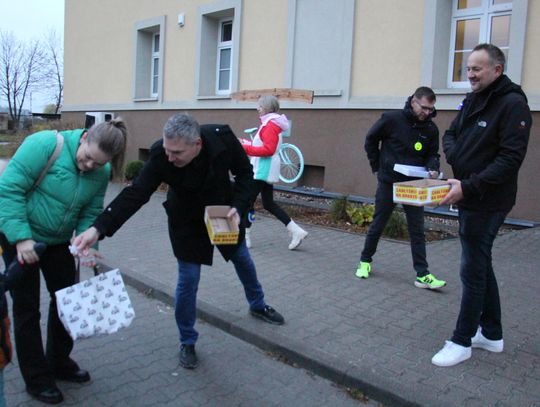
[356,86,446,290]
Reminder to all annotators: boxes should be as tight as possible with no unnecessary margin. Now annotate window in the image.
[421,1,527,92]
[133,16,165,101]
[151,33,160,97]
[216,20,233,94]
[196,0,241,98]
[449,0,512,87]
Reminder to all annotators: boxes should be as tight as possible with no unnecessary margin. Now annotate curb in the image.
[100,262,423,407]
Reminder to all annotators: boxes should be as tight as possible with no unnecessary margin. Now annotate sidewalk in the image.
[33,183,540,406]
[3,267,376,406]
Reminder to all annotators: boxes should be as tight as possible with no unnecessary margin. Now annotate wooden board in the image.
[231,88,314,104]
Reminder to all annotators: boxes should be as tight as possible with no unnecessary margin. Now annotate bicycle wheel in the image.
[279,143,304,183]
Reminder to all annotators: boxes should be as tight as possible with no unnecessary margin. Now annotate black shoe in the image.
[27,386,64,404]
[179,344,198,369]
[54,368,91,383]
[250,305,285,325]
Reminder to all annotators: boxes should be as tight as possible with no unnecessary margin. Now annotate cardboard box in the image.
[393,179,450,206]
[393,164,430,178]
[204,206,239,245]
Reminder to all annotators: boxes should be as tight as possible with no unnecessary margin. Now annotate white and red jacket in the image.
[242,113,289,184]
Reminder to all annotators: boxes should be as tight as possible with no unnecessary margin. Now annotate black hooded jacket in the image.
[443,75,531,212]
[364,96,440,184]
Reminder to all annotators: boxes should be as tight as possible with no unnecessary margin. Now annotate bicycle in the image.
[243,121,304,184]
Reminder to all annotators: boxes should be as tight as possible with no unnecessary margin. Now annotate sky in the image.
[0,0,65,112]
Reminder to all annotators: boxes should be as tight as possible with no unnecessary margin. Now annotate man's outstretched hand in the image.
[72,227,100,254]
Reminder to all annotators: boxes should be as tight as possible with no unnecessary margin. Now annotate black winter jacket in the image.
[93,124,255,265]
[365,97,440,184]
[443,75,531,212]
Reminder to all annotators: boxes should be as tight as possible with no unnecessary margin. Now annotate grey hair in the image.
[163,114,201,145]
[258,95,280,114]
[86,117,128,177]
[473,43,506,70]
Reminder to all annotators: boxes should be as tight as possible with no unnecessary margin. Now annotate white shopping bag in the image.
[55,269,135,340]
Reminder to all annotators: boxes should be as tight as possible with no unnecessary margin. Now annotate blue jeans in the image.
[451,209,507,347]
[174,241,266,345]
[361,181,429,277]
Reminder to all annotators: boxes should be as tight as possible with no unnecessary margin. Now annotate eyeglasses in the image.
[413,99,435,113]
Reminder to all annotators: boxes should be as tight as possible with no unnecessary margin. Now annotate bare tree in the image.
[0,30,46,127]
[43,29,63,114]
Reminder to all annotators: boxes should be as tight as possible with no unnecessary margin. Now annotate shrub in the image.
[124,160,144,181]
[330,196,349,222]
[383,211,409,239]
[346,203,375,226]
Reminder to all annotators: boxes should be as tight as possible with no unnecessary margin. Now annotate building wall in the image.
[62,108,540,223]
[63,0,540,221]
[352,0,425,96]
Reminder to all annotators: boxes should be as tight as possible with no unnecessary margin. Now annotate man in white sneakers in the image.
[432,44,531,367]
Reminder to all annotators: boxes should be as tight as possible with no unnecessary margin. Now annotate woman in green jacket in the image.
[0,118,127,404]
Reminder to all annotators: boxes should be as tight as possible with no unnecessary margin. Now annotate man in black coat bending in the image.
[357,86,446,290]
[74,114,284,369]
[432,44,531,367]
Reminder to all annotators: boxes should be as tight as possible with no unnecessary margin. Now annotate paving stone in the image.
[5,182,535,406]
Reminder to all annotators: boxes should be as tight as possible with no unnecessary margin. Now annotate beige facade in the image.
[63,0,540,222]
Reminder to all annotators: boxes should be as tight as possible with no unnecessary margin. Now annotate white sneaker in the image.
[286,220,308,250]
[245,228,252,249]
[432,341,471,367]
[471,328,504,353]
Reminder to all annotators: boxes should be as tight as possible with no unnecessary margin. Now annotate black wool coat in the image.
[93,124,255,265]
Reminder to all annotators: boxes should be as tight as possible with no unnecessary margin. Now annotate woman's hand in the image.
[16,239,39,264]
[79,248,103,268]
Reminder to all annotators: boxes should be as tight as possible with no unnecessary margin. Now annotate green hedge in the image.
[124,160,145,181]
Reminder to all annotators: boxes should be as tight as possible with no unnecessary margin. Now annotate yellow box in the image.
[393,179,450,206]
[204,205,239,245]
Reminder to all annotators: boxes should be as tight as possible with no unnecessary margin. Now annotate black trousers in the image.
[360,181,429,277]
[246,180,291,228]
[0,234,79,391]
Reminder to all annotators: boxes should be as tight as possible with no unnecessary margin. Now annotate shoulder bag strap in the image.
[30,131,64,192]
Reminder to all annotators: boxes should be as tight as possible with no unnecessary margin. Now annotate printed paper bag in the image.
[55,269,135,340]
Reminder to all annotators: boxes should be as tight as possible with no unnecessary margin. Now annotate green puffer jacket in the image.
[0,129,110,245]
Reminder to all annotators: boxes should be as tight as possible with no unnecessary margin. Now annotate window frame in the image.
[215,19,233,95]
[448,0,513,88]
[151,33,160,97]
[133,16,165,102]
[195,0,241,99]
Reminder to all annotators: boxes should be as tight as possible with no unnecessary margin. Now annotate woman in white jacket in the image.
[241,95,308,250]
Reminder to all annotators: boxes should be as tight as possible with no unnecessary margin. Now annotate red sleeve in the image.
[243,121,281,157]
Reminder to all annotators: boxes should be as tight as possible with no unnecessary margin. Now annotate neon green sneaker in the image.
[355,261,371,279]
[415,273,446,290]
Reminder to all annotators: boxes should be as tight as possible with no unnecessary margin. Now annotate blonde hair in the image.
[86,117,128,177]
